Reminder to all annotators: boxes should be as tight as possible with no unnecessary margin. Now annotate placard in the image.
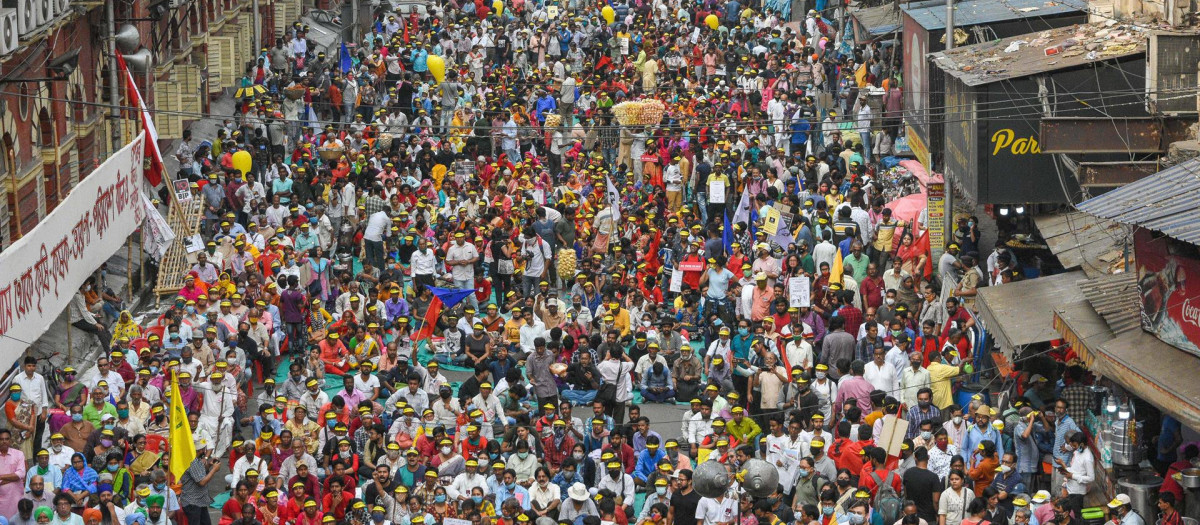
[708,179,726,203]
[761,206,782,235]
[173,179,192,203]
[878,414,909,457]
[547,5,559,18]
[788,276,810,308]
[679,260,705,272]
[670,269,684,292]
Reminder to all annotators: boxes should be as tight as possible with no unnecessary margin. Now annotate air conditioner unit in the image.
[36,0,53,26]
[54,0,68,17]
[15,0,36,37]
[1147,31,1200,115]
[0,8,16,55]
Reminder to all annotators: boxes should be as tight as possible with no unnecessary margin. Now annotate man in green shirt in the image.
[81,388,117,428]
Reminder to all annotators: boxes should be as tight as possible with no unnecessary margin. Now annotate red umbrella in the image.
[886,193,927,225]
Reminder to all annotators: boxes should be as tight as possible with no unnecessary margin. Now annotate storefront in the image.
[975,270,1085,358]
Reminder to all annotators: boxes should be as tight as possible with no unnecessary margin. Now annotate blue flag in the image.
[723,211,733,255]
[427,286,476,309]
[340,42,353,73]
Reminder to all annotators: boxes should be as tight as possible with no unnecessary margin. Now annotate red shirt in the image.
[858,466,903,498]
[860,277,885,310]
[941,308,972,338]
[461,436,489,461]
[321,491,354,519]
[602,443,637,473]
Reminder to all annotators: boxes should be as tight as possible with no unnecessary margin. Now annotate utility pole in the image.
[107,0,122,154]
[945,0,955,50]
[253,0,262,56]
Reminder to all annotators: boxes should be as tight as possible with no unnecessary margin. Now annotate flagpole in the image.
[106,0,122,156]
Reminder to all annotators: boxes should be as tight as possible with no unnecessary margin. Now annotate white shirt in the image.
[410,248,438,277]
[696,496,737,525]
[594,471,635,504]
[519,319,548,354]
[1063,447,1094,495]
[452,472,489,498]
[863,361,898,393]
[688,412,713,445]
[446,242,479,281]
[364,211,391,242]
[13,372,49,411]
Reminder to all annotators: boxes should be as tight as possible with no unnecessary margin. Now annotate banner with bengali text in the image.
[0,132,146,361]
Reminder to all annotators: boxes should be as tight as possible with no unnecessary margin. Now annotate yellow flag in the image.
[168,372,197,480]
[830,248,844,285]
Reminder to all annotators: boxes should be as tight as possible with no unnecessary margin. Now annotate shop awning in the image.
[1055,273,1200,431]
[1034,212,1130,278]
[1090,330,1200,432]
[976,271,1085,351]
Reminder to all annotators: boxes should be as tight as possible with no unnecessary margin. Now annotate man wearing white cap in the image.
[1108,494,1143,525]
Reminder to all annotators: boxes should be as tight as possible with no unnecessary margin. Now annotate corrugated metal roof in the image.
[1077,273,1141,335]
[852,1,941,40]
[1077,157,1200,245]
[929,22,1147,87]
[976,271,1086,349]
[901,0,1086,31]
[1034,212,1130,278]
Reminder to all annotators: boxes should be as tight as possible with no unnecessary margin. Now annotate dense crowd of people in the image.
[9,1,1164,525]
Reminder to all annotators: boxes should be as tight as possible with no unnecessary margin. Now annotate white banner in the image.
[0,133,147,360]
[140,193,175,261]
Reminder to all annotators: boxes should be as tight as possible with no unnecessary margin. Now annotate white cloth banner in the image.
[0,132,146,359]
[140,193,175,261]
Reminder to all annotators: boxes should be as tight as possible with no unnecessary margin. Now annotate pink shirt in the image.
[0,447,27,517]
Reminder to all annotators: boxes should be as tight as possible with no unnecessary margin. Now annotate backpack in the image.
[870,471,902,524]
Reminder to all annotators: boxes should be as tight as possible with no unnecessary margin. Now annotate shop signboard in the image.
[1134,228,1200,356]
[927,181,946,266]
[906,123,930,173]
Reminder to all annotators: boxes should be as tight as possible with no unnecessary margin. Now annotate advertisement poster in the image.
[926,181,946,268]
[1134,228,1200,356]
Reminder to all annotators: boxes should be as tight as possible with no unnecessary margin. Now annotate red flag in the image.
[413,296,444,342]
[116,54,165,186]
[412,287,476,342]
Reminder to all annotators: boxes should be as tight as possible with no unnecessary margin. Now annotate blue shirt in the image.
[633,448,665,481]
[1052,414,1079,463]
[491,483,531,510]
[731,334,754,361]
[961,423,1005,467]
[706,268,736,299]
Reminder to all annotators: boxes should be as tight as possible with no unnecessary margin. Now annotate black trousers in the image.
[184,505,212,525]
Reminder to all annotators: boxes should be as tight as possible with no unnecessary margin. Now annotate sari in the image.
[112,311,141,342]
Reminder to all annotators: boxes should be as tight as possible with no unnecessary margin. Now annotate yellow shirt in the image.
[927,362,960,410]
[611,308,631,337]
[504,318,525,344]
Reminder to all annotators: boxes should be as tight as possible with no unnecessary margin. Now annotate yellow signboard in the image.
[906,124,930,173]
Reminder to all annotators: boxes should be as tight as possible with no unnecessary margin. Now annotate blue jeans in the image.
[453,278,479,309]
[562,389,597,405]
[860,131,873,162]
[641,387,675,403]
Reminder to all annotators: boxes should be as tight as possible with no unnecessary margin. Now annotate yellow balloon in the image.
[492,0,503,15]
[705,14,719,29]
[231,150,253,175]
[427,55,446,83]
[601,5,615,24]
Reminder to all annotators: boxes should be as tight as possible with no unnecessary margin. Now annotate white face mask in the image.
[815,372,826,379]
[953,416,963,425]
[441,446,452,454]
[885,298,895,305]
